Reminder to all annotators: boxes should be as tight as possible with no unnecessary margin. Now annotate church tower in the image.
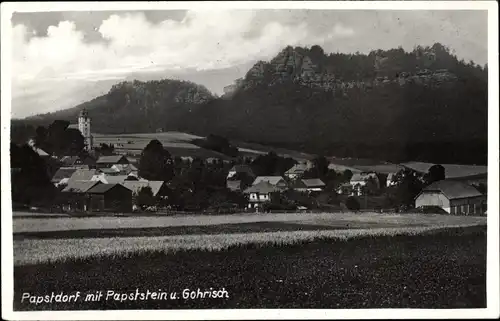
[78,108,93,151]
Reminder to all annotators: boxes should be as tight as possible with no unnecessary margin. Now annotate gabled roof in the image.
[111,164,138,173]
[327,163,362,173]
[96,155,128,164]
[61,156,79,166]
[51,167,78,182]
[87,183,131,194]
[252,176,285,186]
[351,172,378,182]
[285,163,309,174]
[301,178,325,187]
[62,180,100,193]
[67,169,99,185]
[419,180,483,200]
[229,165,254,175]
[244,181,280,194]
[122,181,165,196]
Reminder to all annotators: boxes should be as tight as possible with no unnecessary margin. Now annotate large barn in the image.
[415,180,486,215]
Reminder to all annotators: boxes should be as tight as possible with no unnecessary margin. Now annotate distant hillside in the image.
[18,79,216,133]
[12,43,488,164]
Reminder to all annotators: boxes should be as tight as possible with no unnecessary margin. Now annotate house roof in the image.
[420,180,483,200]
[61,156,79,166]
[227,180,242,191]
[327,163,362,173]
[229,165,254,175]
[302,178,325,187]
[111,164,138,173]
[285,163,309,174]
[354,164,404,174]
[122,181,165,196]
[62,180,100,193]
[96,155,127,164]
[51,167,78,182]
[87,183,130,194]
[244,181,280,194]
[67,169,99,185]
[252,176,285,186]
[101,167,120,174]
[351,172,378,182]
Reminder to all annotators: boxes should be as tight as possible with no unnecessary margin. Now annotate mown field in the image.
[14,225,486,310]
[13,212,486,265]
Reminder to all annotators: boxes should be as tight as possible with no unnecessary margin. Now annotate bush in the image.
[345,196,360,211]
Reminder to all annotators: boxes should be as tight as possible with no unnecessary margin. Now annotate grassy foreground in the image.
[14,225,486,310]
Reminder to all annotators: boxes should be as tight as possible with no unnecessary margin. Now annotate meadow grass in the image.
[14,223,484,266]
[13,211,487,233]
[14,225,486,310]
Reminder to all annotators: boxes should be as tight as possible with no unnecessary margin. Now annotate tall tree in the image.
[138,139,174,181]
[425,164,446,185]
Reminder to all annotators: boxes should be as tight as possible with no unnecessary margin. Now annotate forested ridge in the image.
[12,43,488,164]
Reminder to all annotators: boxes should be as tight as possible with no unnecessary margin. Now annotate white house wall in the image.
[415,192,451,213]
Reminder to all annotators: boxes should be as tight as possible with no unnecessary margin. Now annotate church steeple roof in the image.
[79,108,89,118]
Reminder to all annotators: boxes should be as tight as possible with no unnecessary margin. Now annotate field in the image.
[13,212,486,266]
[92,131,315,161]
[14,224,486,310]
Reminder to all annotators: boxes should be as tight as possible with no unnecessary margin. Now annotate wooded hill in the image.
[12,43,488,164]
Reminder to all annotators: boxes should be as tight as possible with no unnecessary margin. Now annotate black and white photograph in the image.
[1,1,499,319]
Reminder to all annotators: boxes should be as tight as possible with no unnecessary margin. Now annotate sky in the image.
[10,9,488,119]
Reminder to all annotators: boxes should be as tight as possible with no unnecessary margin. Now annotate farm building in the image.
[60,155,96,168]
[252,176,288,190]
[96,155,130,168]
[87,183,133,212]
[122,181,169,198]
[293,178,326,192]
[415,180,486,215]
[284,162,312,180]
[51,167,78,187]
[111,163,138,176]
[66,169,100,186]
[61,180,102,211]
[349,172,380,195]
[243,181,281,210]
[91,173,142,185]
[227,164,255,179]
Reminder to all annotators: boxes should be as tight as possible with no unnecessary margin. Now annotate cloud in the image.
[11,10,357,118]
[10,9,487,118]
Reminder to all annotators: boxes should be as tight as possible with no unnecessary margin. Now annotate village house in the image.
[415,180,486,215]
[96,155,130,169]
[292,178,326,193]
[111,163,138,176]
[51,167,78,187]
[284,162,312,180]
[243,181,281,210]
[252,176,288,190]
[61,180,102,211]
[91,172,142,185]
[122,180,169,205]
[87,183,133,212]
[227,164,255,180]
[349,172,380,196]
[60,155,96,168]
[66,168,100,186]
